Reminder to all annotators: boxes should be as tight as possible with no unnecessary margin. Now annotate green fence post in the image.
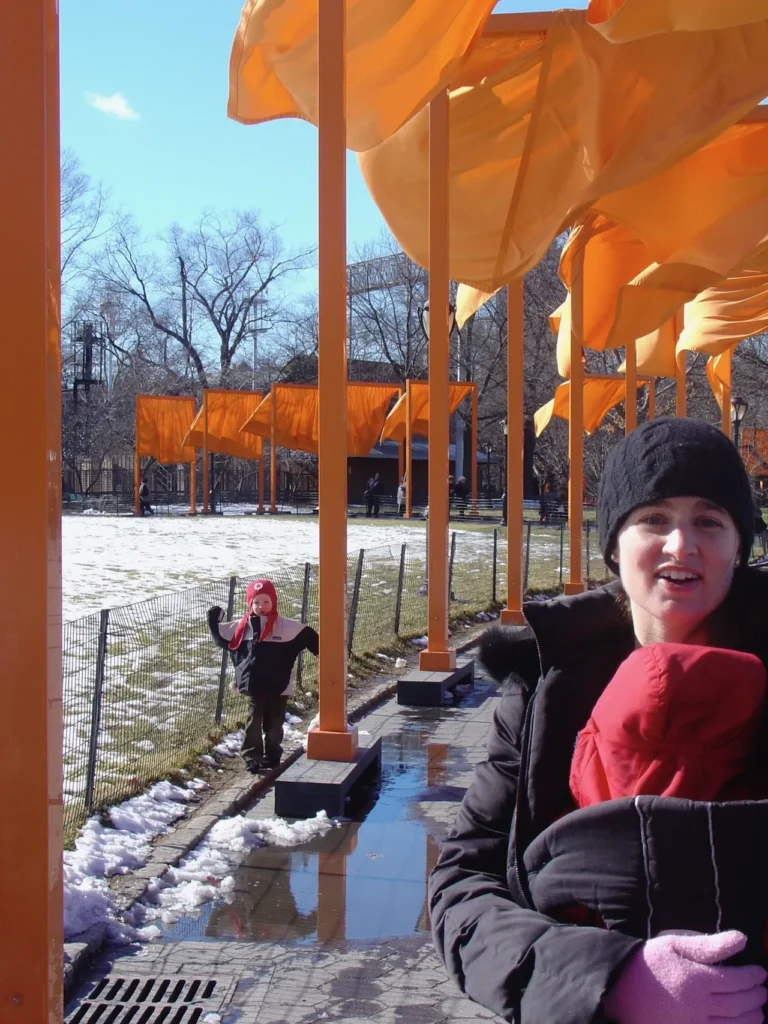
[215,576,237,724]
[347,549,365,655]
[394,544,407,635]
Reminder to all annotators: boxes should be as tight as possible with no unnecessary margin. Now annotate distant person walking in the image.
[139,478,154,516]
[365,472,381,518]
[397,477,406,517]
[453,476,470,516]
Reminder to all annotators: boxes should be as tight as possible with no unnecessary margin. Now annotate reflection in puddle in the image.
[161,726,460,945]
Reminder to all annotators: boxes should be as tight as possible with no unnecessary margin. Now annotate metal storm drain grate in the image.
[66,975,233,1024]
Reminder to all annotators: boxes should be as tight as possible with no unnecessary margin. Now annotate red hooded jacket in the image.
[570,643,767,808]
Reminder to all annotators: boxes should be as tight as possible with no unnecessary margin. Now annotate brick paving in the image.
[65,653,502,1023]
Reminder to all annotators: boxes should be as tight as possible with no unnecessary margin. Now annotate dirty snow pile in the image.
[129,811,339,931]
[64,778,207,941]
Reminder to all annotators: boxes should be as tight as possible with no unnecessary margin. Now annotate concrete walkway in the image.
[64,654,502,1024]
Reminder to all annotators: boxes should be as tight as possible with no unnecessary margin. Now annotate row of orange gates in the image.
[136,379,479,517]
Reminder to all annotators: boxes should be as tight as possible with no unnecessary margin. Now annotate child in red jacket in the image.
[570,643,767,808]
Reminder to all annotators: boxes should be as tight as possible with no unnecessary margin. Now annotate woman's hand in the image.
[603,931,767,1024]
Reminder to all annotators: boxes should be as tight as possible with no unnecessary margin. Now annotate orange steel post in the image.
[470,385,478,513]
[625,338,637,434]
[134,395,141,516]
[202,390,210,514]
[258,456,265,512]
[721,350,732,436]
[420,90,456,673]
[647,379,656,420]
[189,457,197,515]
[501,279,526,626]
[565,247,585,596]
[306,0,358,761]
[270,386,278,514]
[405,380,413,518]
[0,0,63,1017]
[674,312,687,418]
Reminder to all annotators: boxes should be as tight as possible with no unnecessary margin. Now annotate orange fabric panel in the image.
[227,0,495,153]
[185,389,264,459]
[534,377,639,437]
[136,396,196,464]
[587,0,768,41]
[742,427,768,474]
[241,384,400,454]
[361,13,768,314]
[380,382,474,444]
[552,126,768,355]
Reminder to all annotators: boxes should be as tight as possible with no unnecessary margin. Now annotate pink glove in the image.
[603,930,767,1024]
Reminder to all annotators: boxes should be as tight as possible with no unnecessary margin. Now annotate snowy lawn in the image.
[63,515,430,621]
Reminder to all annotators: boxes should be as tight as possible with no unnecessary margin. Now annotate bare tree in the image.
[95,211,313,387]
[61,150,110,329]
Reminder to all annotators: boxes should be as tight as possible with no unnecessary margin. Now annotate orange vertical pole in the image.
[675,312,687,418]
[405,380,413,518]
[134,396,141,516]
[202,390,210,514]
[270,387,278,514]
[258,452,265,513]
[647,378,656,420]
[625,338,637,434]
[306,0,357,761]
[501,279,525,625]
[470,385,478,513]
[420,89,455,673]
[0,0,63,1018]
[189,457,197,515]
[566,245,585,596]
[720,350,732,436]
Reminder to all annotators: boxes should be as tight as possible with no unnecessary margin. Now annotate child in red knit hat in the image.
[570,643,767,808]
[208,579,318,773]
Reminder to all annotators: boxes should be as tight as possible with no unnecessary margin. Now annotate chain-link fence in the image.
[64,521,768,844]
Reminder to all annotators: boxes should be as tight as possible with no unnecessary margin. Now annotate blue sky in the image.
[62,1,586,268]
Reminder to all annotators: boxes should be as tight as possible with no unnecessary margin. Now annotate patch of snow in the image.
[198,754,218,769]
[410,635,428,647]
[394,658,407,669]
[64,780,198,941]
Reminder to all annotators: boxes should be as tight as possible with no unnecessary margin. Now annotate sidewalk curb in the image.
[63,624,487,1001]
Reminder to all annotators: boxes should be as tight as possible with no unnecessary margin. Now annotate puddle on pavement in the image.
[160,694,481,945]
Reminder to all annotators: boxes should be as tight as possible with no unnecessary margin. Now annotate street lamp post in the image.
[731,395,748,454]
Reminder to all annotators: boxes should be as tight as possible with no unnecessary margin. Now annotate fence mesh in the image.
[61,523,636,844]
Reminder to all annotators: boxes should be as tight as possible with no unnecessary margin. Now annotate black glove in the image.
[207,606,227,647]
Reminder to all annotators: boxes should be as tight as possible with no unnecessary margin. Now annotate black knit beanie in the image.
[598,417,754,574]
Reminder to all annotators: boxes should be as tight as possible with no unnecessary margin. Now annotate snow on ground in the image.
[63,515,427,621]
[64,721,340,943]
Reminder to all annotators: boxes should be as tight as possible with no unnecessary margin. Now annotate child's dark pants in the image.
[243,692,288,764]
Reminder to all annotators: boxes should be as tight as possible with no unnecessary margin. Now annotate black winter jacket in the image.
[208,608,318,697]
[429,569,768,1024]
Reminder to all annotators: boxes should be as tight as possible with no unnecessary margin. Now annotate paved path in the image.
[65,655,502,1024]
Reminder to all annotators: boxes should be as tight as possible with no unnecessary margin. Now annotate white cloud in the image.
[85,92,140,121]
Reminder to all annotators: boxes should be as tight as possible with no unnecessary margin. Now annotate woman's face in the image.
[615,495,740,645]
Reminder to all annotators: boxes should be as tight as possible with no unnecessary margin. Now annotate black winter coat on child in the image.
[429,568,768,1024]
[208,608,318,697]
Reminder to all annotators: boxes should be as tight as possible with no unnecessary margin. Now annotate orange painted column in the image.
[647,378,656,420]
[0,0,63,1018]
[720,349,732,436]
[202,390,210,514]
[501,279,526,625]
[189,458,197,514]
[404,380,413,518]
[470,385,478,513]
[565,245,585,596]
[420,90,455,673]
[257,454,265,513]
[675,312,687,418]
[270,386,278,514]
[134,396,141,516]
[306,0,357,762]
[625,338,637,434]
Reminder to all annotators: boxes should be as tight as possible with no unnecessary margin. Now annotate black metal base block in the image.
[397,660,474,707]
[274,738,383,819]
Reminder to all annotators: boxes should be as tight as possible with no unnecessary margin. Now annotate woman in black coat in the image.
[429,418,768,1024]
